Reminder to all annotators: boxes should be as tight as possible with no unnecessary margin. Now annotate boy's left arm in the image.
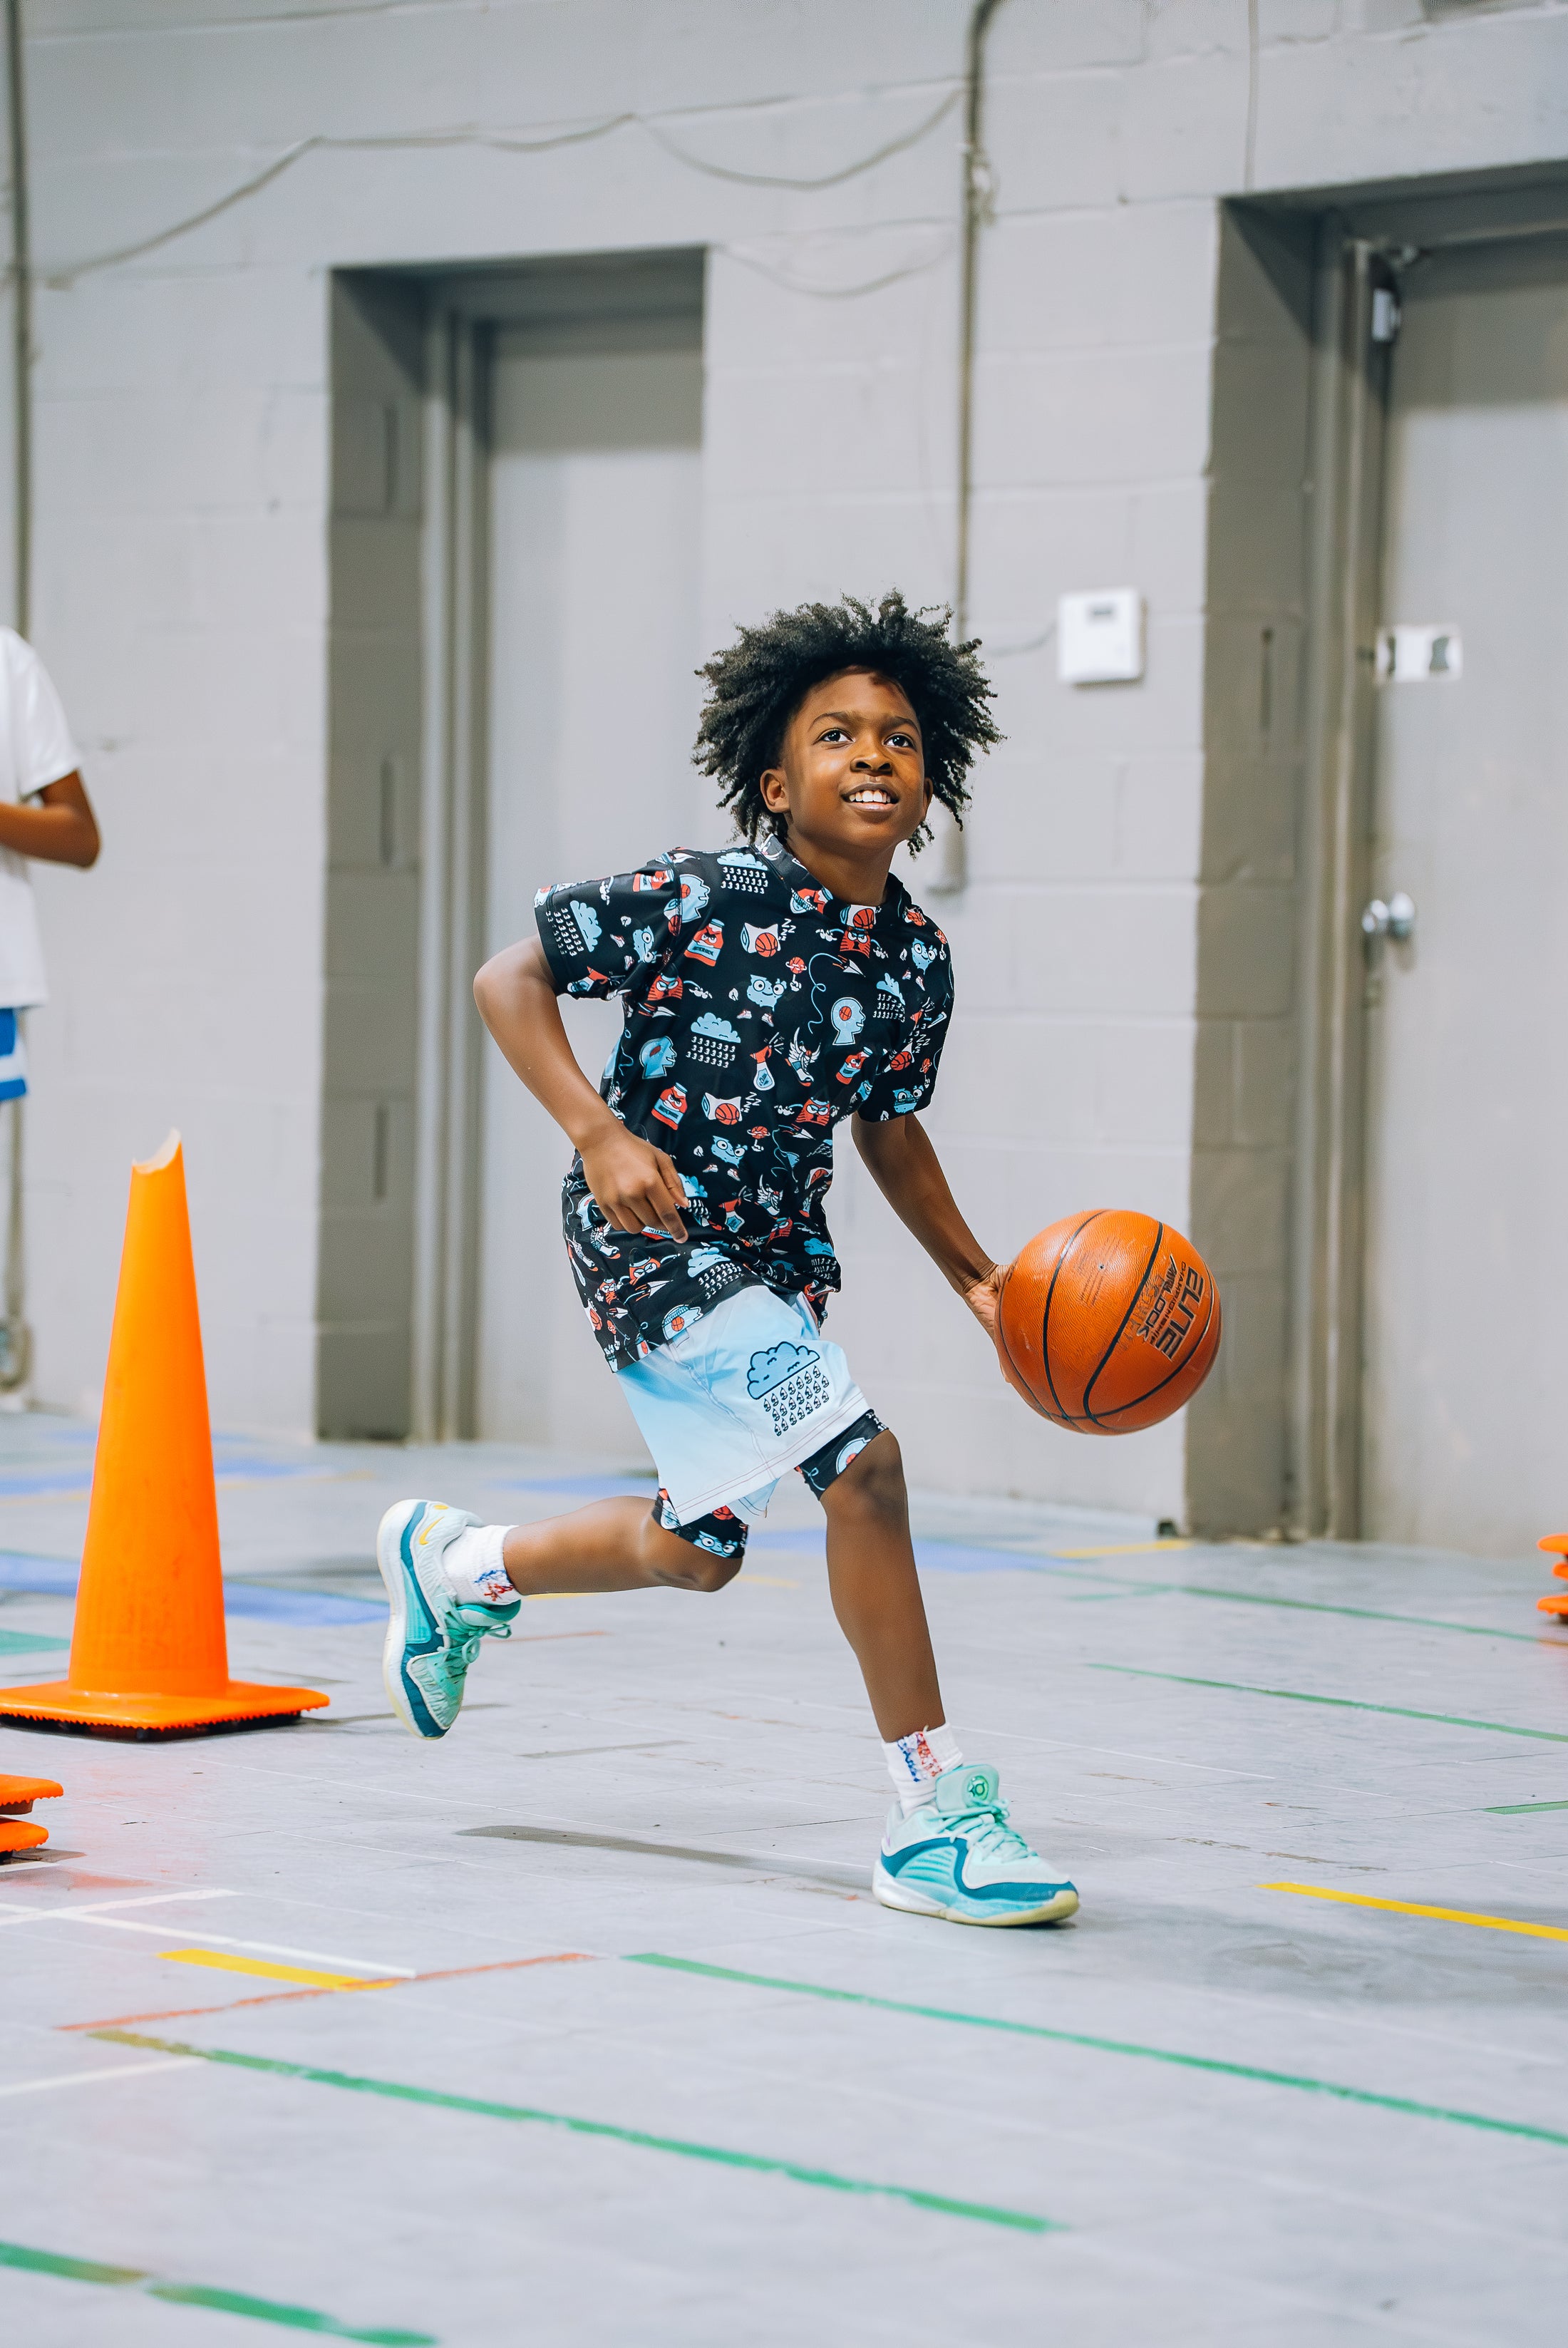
[852,1111,1005,1339]
[0,773,99,868]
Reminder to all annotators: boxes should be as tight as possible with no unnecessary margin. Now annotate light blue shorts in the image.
[615,1282,875,1527]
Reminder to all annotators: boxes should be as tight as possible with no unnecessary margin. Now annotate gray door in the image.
[478,326,703,1446]
[1362,237,1568,1555]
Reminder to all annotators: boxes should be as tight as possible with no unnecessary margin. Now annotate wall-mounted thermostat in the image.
[1058,588,1145,684]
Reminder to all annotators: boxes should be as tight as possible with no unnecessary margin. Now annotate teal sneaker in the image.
[872,1763,1078,1927]
[376,1498,520,1740]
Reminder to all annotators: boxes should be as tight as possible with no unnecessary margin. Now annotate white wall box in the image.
[1057,589,1145,685]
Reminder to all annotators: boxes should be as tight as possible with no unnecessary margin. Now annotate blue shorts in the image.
[0,1009,26,1101]
[614,1283,884,1557]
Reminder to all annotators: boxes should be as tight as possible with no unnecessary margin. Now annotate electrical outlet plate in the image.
[1058,588,1144,684]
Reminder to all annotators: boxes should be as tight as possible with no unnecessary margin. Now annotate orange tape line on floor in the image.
[58,1951,596,2034]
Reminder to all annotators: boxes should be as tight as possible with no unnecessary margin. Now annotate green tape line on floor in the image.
[1157,1585,1547,1644]
[1089,1662,1568,1742]
[1002,1561,1547,1644]
[625,1955,1568,2153]
[86,2029,1056,2235]
[0,2238,433,2343]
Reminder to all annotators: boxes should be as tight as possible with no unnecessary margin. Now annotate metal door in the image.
[477,328,703,1445]
[1362,236,1568,1553]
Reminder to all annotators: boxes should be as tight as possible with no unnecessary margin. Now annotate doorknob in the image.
[1361,891,1416,944]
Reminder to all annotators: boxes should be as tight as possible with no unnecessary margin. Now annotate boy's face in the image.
[758,669,932,863]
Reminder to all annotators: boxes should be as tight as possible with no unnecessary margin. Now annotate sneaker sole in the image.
[375,1498,440,1741]
[872,1864,1079,1927]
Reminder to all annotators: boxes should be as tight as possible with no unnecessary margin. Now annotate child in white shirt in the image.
[0,628,99,1095]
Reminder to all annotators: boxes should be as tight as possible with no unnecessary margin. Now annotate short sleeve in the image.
[534,856,684,998]
[6,635,79,800]
[857,921,954,1122]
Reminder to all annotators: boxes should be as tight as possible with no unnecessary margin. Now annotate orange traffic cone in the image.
[0,1133,327,1734]
[0,1771,61,1854]
[1537,1533,1568,1621]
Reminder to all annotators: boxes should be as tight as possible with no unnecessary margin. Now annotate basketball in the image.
[996,1210,1221,1435]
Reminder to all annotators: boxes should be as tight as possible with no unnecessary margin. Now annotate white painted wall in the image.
[14,0,1568,1518]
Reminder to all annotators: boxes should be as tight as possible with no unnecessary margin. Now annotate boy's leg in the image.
[376,1490,742,1740]
[500,1500,743,1597]
[817,1431,942,1741]
[810,1424,1079,1926]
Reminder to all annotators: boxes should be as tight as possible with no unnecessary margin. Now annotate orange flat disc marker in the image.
[0,1773,63,1813]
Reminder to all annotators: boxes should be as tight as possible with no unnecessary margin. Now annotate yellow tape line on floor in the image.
[159,1950,401,1991]
[1053,1540,1192,1558]
[1262,1882,1568,1943]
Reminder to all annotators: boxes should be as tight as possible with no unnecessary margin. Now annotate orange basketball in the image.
[996,1210,1221,1436]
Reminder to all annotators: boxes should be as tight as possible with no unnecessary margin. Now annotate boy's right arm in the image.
[473,939,687,1241]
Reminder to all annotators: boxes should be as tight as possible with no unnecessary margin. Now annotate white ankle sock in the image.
[884,1723,962,1815]
[438,1523,517,1609]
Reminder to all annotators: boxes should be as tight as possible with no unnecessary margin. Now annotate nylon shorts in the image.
[613,1282,885,1556]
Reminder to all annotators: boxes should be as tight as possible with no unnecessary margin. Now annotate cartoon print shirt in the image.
[533,829,954,1370]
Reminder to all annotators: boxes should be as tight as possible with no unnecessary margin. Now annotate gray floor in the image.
[1,1410,1567,2346]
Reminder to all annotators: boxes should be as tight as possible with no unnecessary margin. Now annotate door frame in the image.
[1288,172,1568,1537]
[412,303,490,1444]
[1290,226,1394,1542]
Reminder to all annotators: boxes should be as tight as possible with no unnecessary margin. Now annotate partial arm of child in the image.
[0,773,99,867]
[473,936,687,1240]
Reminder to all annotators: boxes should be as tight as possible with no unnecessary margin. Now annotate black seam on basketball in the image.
[1038,1210,1105,1423]
[996,1272,1058,1421]
[1093,1284,1218,1424]
[1083,1222,1165,1426]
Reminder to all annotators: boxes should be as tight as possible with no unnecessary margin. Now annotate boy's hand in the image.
[963,1258,1045,1415]
[960,1261,1006,1339]
[582,1128,688,1242]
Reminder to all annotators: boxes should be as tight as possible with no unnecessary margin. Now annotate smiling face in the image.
[758,668,933,897]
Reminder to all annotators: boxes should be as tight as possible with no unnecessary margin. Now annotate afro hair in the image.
[693,589,1001,855]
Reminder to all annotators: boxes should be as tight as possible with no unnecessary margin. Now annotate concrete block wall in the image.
[14,0,1568,1520]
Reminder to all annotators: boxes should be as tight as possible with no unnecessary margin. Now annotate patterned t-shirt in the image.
[534,830,954,1369]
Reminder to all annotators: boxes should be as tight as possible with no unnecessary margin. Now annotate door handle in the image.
[1361,891,1416,944]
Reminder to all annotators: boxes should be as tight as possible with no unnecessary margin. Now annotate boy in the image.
[376,592,1078,1927]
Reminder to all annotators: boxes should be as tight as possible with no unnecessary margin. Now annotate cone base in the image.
[0,1680,328,1734]
[1536,1593,1568,1617]
[0,1816,48,1852]
[0,1773,63,1811]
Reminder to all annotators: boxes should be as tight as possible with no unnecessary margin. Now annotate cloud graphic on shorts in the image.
[691,1012,742,1043]
[747,1340,820,1399]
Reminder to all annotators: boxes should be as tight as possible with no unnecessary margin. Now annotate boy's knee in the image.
[827,1428,907,1525]
[640,1517,743,1594]
[676,1550,744,1595]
